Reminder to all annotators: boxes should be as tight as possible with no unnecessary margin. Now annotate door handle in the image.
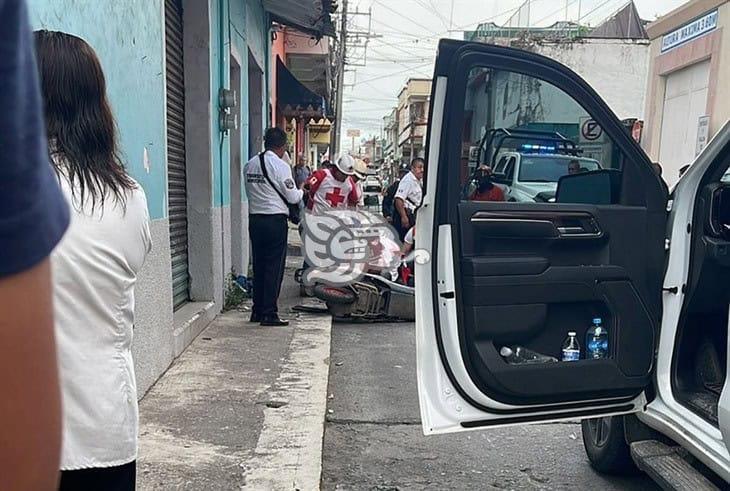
[470,211,602,239]
[557,226,589,235]
[556,225,602,238]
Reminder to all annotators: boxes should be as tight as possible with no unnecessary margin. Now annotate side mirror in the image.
[556,169,622,205]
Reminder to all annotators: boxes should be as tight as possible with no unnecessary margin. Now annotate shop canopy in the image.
[263,0,337,39]
[277,57,327,119]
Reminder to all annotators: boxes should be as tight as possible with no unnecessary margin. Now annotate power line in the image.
[579,0,624,24]
[371,0,441,35]
[354,62,433,85]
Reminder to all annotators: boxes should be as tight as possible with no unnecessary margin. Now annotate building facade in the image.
[381,109,399,183]
[397,78,432,166]
[28,0,333,396]
[643,0,730,185]
[466,3,651,122]
[271,26,333,166]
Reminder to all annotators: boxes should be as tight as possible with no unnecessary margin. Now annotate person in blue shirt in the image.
[0,1,71,489]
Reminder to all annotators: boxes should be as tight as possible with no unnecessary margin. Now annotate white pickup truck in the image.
[491,151,601,202]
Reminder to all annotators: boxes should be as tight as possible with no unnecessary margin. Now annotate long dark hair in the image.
[34,30,135,209]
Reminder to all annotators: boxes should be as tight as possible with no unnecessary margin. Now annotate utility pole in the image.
[449,0,455,33]
[332,0,348,158]
[577,0,582,23]
[331,4,379,156]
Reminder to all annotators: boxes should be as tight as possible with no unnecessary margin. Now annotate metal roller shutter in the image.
[165,0,189,310]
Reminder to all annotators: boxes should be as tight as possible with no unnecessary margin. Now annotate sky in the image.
[339,0,690,148]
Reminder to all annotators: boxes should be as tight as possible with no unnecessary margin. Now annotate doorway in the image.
[658,60,711,185]
[165,0,190,311]
[248,50,264,158]
[229,54,246,277]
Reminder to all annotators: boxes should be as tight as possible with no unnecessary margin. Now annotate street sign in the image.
[696,116,710,156]
[580,117,604,143]
[346,129,361,138]
[662,10,718,53]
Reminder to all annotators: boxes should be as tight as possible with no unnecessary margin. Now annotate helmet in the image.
[398,163,409,174]
[353,158,370,179]
[334,154,356,175]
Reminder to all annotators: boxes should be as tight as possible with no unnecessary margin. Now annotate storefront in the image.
[643,0,730,185]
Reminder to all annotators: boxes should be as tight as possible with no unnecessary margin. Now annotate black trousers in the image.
[59,461,136,491]
[394,209,415,242]
[249,214,288,317]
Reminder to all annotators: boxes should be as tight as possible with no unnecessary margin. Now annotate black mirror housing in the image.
[556,169,622,205]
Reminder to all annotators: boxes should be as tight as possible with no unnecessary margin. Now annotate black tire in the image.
[313,284,357,305]
[581,416,639,476]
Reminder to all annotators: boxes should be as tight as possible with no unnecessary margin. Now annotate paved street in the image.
[322,321,659,490]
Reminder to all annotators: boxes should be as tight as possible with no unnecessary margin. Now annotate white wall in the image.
[535,38,651,120]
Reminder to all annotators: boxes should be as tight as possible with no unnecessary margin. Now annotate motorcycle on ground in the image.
[294,235,416,322]
[308,273,415,322]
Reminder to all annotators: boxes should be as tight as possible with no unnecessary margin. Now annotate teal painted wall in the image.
[28,0,168,220]
[213,0,269,206]
[28,0,270,213]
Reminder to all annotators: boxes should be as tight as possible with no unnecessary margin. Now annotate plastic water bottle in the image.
[562,332,581,362]
[586,318,609,359]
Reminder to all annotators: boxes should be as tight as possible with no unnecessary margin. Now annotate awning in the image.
[277,57,327,119]
[264,0,337,39]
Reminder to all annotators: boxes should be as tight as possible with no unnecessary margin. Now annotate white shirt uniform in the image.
[395,171,423,212]
[245,150,303,215]
[52,167,152,470]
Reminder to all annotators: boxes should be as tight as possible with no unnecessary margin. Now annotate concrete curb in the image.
[242,313,333,490]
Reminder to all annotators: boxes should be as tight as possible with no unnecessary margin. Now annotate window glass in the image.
[460,67,625,204]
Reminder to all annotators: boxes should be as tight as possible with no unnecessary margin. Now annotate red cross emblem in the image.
[325,187,346,207]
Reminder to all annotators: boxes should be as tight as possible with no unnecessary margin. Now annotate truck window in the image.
[460,66,628,204]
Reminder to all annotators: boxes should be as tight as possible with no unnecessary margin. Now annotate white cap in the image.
[335,154,356,176]
[568,331,577,336]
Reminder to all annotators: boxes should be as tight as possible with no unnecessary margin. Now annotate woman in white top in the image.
[34,31,152,490]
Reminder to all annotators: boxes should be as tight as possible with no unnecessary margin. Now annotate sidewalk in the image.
[137,250,331,490]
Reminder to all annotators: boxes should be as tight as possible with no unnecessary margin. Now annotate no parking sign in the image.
[579,117,605,143]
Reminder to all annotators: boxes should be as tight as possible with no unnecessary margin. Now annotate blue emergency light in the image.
[521,143,557,153]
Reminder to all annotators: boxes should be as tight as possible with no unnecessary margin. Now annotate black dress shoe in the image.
[260,316,289,327]
[249,313,262,323]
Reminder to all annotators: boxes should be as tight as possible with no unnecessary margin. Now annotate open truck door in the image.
[415,40,668,434]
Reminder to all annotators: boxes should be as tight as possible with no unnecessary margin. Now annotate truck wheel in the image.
[313,285,357,305]
[581,416,639,475]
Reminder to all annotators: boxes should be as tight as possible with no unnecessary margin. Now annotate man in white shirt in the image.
[244,128,303,326]
[394,158,425,240]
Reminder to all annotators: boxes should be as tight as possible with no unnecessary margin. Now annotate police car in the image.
[471,128,602,202]
[492,149,601,202]
[416,40,730,487]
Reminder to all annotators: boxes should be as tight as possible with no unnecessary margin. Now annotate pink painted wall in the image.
[271,27,286,127]
[284,30,329,56]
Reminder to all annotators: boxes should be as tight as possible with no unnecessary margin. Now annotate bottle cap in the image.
[593,318,602,324]
[568,331,576,336]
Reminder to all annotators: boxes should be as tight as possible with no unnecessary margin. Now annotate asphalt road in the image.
[321,320,659,490]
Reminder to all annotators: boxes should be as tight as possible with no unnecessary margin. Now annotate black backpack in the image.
[382,180,399,217]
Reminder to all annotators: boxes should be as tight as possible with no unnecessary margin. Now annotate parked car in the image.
[491,151,601,202]
[415,39,730,488]
[363,176,383,212]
